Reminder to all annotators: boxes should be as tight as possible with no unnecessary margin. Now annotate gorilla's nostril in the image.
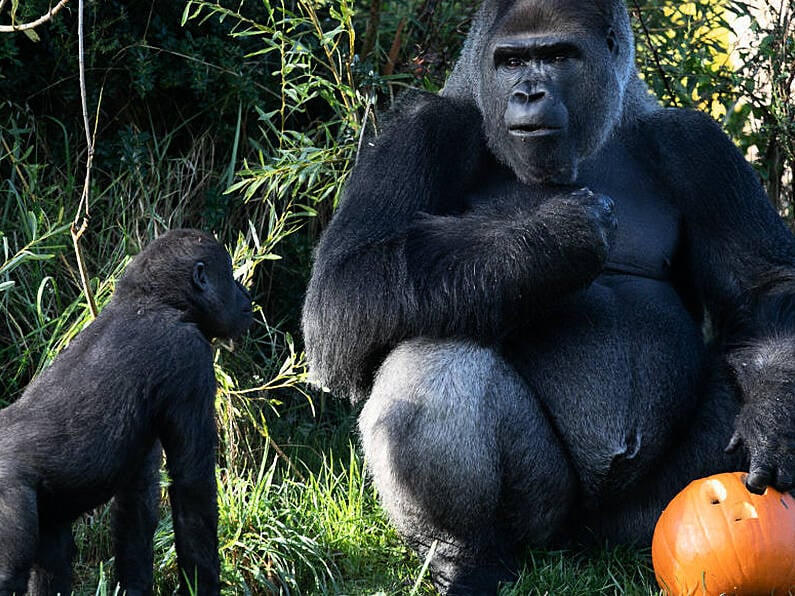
[512,89,530,102]
[512,89,546,103]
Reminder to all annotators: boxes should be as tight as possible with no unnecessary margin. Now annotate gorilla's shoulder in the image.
[637,107,726,149]
[381,90,482,135]
[356,90,484,166]
[631,107,733,170]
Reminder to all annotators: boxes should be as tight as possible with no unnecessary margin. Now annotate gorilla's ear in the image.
[192,261,208,291]
[606,29,619,59]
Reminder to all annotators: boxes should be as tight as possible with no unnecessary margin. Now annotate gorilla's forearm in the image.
[302,217,548,401]
[405,191,613,326]
[726,270,795,396]
[303,241,413,401]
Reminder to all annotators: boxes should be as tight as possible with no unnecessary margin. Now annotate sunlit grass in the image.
[66,424,661,595]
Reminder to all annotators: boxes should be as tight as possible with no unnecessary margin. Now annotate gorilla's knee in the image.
[360,339,504,527]
[360,338,574,544]
[360,339,575,592]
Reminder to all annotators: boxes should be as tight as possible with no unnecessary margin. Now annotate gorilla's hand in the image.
[538,187,617,272]
[727,348,795,494]
[726,399,795,494]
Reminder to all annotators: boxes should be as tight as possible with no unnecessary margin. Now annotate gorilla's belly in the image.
[505,275,705,502]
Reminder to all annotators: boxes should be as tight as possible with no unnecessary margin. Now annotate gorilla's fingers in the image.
[724,431,742,453]
[745,462,774,494]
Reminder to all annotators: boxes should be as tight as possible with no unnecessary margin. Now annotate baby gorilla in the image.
[0,229,252,596]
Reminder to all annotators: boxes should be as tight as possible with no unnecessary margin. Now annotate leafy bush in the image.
[632,0,793,221]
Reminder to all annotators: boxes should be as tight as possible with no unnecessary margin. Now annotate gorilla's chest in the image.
[466,169,680,282]
[579,144,681,281]
[598,183,679,281]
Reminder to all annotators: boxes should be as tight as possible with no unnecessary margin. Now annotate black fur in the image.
[303,1,795,593]
[0,229,252,596]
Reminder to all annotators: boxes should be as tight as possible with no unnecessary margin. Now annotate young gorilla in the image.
[303,0,795,593]
[0,229,252,596]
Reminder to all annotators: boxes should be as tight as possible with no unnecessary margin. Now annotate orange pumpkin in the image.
[652,472,795,595]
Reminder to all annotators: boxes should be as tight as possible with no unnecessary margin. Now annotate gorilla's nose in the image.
[511,86,546,104]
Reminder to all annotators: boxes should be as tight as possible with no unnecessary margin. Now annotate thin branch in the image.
[1,136,33,197]
[355,100,375,164]
[0,0,69,32]
[360,0,380,59]
[383,16,406,78]
[78,2,92,155]
[70,0,98,318]
[266,435,307,484]
[631,0,678,106]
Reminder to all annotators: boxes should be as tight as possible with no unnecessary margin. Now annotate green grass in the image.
[64,419,662,595]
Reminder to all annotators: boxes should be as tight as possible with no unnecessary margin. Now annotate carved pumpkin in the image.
[652,472,795,595]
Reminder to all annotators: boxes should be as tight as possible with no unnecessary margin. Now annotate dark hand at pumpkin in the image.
[725,350,795,494]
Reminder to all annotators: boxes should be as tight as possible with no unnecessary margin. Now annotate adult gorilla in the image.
[303,0,795,593]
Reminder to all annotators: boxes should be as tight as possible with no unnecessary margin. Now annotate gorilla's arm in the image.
[158,337,221,595]
[656,109,795,493]
[303,93,613,401]
[405,187,614,326]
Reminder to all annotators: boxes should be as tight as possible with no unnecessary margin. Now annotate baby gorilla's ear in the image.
[192,261,208,291]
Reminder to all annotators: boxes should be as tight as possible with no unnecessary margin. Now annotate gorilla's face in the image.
[189,248,253,341]
[116,229,253,341]
[479,0,624,185]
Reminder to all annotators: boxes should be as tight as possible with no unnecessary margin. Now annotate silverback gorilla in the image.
[303,0,795,593]
[0,229,252,596]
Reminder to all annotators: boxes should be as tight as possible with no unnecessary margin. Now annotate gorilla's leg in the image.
[583,366,744,545]
[27,523,74,596]
[360,339,576,595]
[0,481,38,596]
[112,445,161,596]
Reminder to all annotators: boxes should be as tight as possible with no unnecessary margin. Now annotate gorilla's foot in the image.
[419,537,518,596]
[443,564,517,596]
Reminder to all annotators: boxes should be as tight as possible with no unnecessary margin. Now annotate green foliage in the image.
[632,0,738,112]
[726,2,794,221]
[181,0,361,221]
[632,0,794,221]
[1,0,275,153]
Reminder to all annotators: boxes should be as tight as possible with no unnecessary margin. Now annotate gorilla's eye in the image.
[538,44,580,64]
[505,56,524,69]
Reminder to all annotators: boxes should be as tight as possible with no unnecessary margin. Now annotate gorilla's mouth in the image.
[508,124,563,138]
